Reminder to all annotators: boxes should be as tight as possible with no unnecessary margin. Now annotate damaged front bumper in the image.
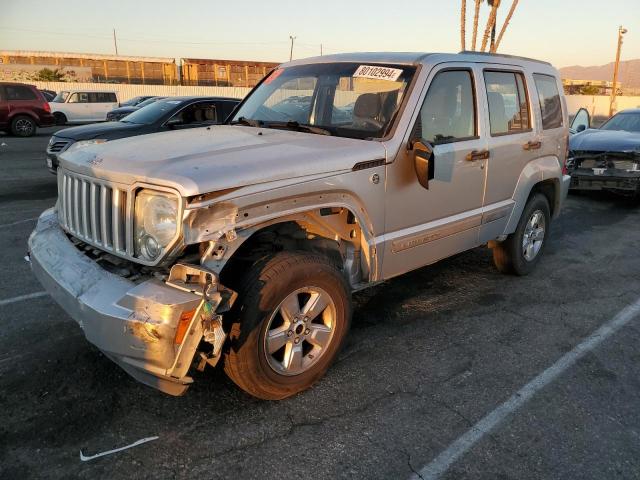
[28,208,231,396]
[569,169,640,194]
[568,151,640,195]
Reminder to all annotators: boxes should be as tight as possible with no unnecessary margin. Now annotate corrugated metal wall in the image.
[25,81,252,102]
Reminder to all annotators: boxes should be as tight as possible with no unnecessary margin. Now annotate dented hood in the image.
[58,125,386,196]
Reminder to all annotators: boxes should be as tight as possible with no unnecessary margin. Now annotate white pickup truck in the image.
[49,90,119,124]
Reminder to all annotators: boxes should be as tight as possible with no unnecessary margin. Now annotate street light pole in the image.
[289,35,296,61]
[610,26,627,117]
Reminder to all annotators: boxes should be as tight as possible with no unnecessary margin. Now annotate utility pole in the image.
[289,35,296,61]
[113,28,119,55]
[320,44,323,56]
[610,26,627,117]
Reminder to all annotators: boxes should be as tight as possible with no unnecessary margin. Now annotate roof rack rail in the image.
[458,50,552,66]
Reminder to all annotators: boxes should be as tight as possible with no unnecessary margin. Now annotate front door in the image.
[382,65,488,279]
[65,92,90,122]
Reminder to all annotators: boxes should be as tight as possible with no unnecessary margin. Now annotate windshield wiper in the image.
[267,121,331,136]
[231,117,263,128]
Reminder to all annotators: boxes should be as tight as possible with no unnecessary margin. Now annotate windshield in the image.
[135,97,164,108]
[122,99,183,124]
[52,91,69,103]
[231,62,416,139]
[600,112,640,133]
[121,96,144,107]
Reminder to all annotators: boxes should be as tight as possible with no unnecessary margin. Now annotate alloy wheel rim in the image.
[263,286,336,376]
[16,119,33,135]
[522,210,546,261]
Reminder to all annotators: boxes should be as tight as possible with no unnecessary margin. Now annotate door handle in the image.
[465,150,490,161]
[523,140,542,151]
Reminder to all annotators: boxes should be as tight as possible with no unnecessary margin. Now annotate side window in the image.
[6,86,37,101]
[484,71,530,135]
[533,74,563,129]
[107,93,117,103]
[221,101,238,121]
[69,93,89,103]
[418,70,477,145]
[192,102,218,124]
[171,102,218,125]
[88,92,99,103]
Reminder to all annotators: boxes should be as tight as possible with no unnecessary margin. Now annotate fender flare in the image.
[8,110,39,125]
[504,155,563,234]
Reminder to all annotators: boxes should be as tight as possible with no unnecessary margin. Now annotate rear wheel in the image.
[10,116,36,137]
[224,251,351,400]
[493,193,550,276]
[53,112,67,126]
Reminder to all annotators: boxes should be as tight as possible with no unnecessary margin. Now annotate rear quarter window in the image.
[6,86,38,101]
[533,74,563,130]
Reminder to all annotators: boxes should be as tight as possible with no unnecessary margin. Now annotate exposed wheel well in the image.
[214,208,369,290]
[529,179,558,217]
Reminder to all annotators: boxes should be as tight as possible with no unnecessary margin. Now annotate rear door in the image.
[478,65,539,241]
[88,92,118,121]
[0,87,9,128]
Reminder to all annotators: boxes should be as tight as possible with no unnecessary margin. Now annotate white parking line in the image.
[0,217,38,228]
[0,291,48,307]
[411,296,640,480]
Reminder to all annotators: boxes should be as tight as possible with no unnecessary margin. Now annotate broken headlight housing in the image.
[134,189,179,261]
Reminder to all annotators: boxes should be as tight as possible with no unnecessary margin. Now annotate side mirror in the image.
[576,124,586,133]
[166,117,183,128]
[410,139,434,189]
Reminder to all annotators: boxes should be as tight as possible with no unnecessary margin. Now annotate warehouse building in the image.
[0,50,178,85]
[181,58,279,87]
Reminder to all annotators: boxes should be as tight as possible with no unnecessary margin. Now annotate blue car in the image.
[568,108,640,196]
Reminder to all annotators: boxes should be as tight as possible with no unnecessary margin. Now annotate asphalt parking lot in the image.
[2,127,640,480]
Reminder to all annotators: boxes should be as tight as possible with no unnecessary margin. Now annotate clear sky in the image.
[2,0,639,68]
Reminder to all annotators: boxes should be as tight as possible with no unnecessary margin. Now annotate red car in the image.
[0,82,55,137]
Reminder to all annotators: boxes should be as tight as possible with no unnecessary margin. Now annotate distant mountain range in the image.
[560,59,640,89]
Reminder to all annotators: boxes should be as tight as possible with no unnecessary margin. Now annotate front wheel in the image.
[224,251,351,400]
[492,193,551,276]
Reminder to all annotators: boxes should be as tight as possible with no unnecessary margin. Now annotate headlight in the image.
[134,189,178,261]
[67,139,108,151]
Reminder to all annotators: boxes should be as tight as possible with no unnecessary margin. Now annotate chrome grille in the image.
[58,170,131,256]
[48,140,71,153]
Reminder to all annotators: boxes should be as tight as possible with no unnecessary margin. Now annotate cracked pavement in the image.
[2,129,640,479]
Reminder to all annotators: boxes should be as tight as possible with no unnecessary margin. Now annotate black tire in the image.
[492,193,551,276]
[53,112,67,126]
[223,251,352,400]
[10,115,36,137]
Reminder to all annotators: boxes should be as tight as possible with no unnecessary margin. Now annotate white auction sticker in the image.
[353,65,403,81]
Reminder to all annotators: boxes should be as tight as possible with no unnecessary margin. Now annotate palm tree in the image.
[461,0,467,51]
[471,0,483,51]
[492,0,519,52]
[480,0,500,52]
